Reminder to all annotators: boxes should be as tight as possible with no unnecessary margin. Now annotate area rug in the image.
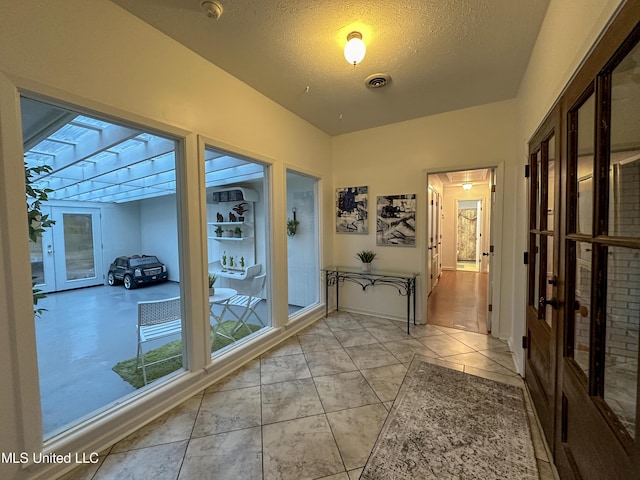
[361,359,538,480]
[113,322,261,388]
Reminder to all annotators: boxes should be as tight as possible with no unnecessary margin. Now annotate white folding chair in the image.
[135,296,182,385]
[219,274,267,334]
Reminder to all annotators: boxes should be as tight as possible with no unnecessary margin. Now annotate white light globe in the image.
[344,35,366,65]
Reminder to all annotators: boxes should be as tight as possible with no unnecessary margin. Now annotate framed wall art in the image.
[336,185,368,234]
[376,194,416,246]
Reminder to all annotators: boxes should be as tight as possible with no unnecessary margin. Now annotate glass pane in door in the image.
[547,136,555,229]
[63,213,95,280]
[576,95,595,235]
[573,241,592,378]
[604,246,639,439]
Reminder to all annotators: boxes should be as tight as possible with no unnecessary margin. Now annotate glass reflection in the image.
[604,246,639,439]
[547,136,555,229]
[576,95,595,235]
[573,241,591,378]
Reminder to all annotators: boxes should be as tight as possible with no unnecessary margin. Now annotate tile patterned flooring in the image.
[61,311,558,480]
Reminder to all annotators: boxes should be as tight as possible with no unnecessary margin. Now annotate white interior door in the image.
[35,207,103,292]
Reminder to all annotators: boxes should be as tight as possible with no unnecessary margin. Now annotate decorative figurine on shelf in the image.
[216,212,224,222]
[229,256,235,268]
[240,256,245,269]
[221,251,227,269]
[229,212,237,222]
[232,202,249,222]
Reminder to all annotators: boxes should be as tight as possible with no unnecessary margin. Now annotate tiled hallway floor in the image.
[61,311,557,480]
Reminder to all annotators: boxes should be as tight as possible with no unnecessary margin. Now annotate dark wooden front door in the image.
[525,5,640,479]
[526,109,561,450]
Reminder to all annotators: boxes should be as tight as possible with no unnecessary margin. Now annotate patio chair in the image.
[219,274,267,334]
[135,296,182,385]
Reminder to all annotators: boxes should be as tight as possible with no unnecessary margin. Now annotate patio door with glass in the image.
[34,206,103,293]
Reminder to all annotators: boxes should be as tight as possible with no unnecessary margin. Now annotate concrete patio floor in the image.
[35,281,272,437]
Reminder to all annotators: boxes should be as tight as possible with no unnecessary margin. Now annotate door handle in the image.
[539,296,557,309]
[482,252,489,256]
[47,244,53,254]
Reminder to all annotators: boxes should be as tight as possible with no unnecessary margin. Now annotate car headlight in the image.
[162,265,167,273]
[134,268,142,277]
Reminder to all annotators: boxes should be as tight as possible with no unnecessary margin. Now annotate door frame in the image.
[424,165,504,335]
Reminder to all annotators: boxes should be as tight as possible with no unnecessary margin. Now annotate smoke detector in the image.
[200,1,223,20]
[365,73,391,89]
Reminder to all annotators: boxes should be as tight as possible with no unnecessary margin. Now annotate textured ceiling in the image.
[110,0,549,135]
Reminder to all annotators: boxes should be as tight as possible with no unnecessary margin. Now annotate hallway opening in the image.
[426,168,495,335]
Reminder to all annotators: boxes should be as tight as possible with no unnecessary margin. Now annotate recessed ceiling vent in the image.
[365,73,391,89]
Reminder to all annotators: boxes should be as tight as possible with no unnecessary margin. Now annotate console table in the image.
[322,267,419,334]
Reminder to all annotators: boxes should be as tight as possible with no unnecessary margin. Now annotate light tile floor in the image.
[61,311,558,480]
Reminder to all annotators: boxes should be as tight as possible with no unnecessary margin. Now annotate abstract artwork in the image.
[376,194,416,246]
[336,186,368,234]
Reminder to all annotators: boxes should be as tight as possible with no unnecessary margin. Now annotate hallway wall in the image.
[331,99,518,333]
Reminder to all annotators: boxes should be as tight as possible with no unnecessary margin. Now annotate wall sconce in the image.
[462,183,473,191]
[344,31,366,66]
[287,207,299,236]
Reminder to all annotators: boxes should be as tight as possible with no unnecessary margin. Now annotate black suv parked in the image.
[107,255,168,289]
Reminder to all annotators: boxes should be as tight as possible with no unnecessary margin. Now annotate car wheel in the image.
[123,275,136,289]
[107,272,116,286]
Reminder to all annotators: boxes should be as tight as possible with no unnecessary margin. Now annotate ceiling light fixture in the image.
[344,31,366,66]
[462,171,472,190]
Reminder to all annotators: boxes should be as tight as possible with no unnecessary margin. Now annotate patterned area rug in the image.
[362,360,538,479]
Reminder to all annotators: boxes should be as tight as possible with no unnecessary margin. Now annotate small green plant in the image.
[234,226,242,237]
[215,225,223,236]
[355,250,376,263]
[240,256,245,268]
[208,273,218,288]
[222,251,227,267]
[229,256,235,268]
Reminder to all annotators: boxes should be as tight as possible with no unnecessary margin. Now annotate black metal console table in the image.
[322,266,419,334]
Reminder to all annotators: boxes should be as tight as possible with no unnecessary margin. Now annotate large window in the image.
[286,169,320,316]
[22,96,184,438]
[204,145,271,354]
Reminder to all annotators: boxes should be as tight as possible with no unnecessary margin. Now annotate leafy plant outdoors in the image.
[25,162,55,316]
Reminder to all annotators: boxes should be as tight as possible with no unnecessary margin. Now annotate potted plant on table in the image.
[208,273,218,296]
[355,250,377,272]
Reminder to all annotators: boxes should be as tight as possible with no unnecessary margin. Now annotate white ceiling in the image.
[110,0,550,135]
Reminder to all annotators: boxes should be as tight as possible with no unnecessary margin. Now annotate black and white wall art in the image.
[336,186,368,234]
[376,194,416,246]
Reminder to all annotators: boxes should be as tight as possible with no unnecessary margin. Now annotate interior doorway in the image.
[456,199,482,272]
[426,168,495,334]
